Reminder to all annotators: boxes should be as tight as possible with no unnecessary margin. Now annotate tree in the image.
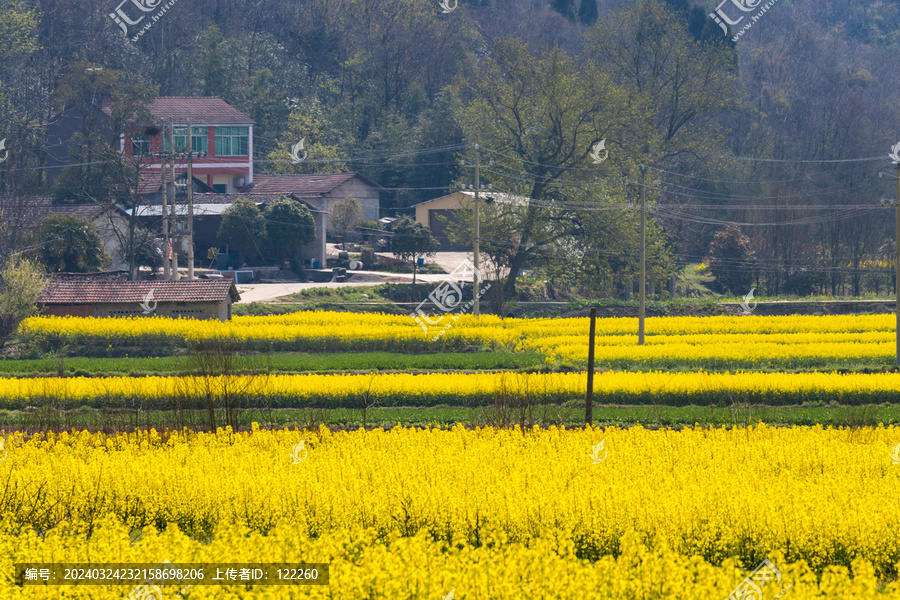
[264,196,317,262]
[390,216,440,284]
[578,0,598,25]
[456,39,635,302]
[264,98,348,176]
[0,255,46,349]
[39,214,110,273]
[586,0,738,167]
[51,61,156,206]
[553,0,577,21]
[355,219,381,244]
[331,196,362,250]
[705,223,756,295]
[218,199,268,265]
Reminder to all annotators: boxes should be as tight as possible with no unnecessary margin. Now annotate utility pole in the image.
[186,119,195,280]
[473,143,481,317]
[639,164,647,345]
[585,307,596,425]
[168,119,179,279]
[159,122,171,280]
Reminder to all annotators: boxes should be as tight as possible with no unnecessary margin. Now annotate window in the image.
[132,138,151,157]
[214,126,249,156]
[212,184,227,193]
[164,126,208,154]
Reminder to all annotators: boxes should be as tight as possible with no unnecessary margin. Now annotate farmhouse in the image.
[129,192,329,270]
[46,96,385,270]
[38,275,240,321]
[413,191,524,250]
[251,173,382,229]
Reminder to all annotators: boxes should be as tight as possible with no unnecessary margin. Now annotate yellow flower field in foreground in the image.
[1,370,898,407]
[0,424,899,586]
[2,519,891,599]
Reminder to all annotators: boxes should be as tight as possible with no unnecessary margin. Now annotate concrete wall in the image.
[92,213,130,272]
[320,179,381,226]
[415,193,469,227]
[298,210,327,267]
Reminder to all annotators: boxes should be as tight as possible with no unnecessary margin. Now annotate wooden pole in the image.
[586,307,596,425]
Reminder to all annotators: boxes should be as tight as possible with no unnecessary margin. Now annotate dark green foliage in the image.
[553,0,577,21]
[390,216,441,284]
[264,196,316,260]
[705,223,756,295]
[38,214,110,272]
[218,198,268,264]
[578,0,598,24]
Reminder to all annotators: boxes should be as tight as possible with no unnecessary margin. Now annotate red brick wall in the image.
[42,305,94,317]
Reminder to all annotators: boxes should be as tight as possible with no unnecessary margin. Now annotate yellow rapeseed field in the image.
[18,312,897,368]
[1,370,898,407]
[2,425,900,598]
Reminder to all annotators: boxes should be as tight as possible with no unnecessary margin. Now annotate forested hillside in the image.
[1,0,899,297]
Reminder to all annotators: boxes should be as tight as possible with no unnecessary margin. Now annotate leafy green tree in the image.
[406,88,465,204]
[51,62,156,206]
[244,68,291,165]
[39,214,110,273]
[264,196,316,261]
[0,0,38,61]
[218,198,268,265]
[578,0,598,24]
[200,24,228,98]
[265,98,348,175]
[330,196,362,249]
[553,0,577,21]
[120,227,163,276]
[390,216,440,284]
[0,254,46,348]
[355,219,381,244]
[456,39,635,302]
[705,223,756,295]
[586,0,737,167]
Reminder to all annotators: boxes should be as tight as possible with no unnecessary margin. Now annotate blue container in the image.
[417,258,425,266]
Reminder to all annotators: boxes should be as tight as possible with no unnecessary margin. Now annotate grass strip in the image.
[2,403,896,431]
[0,351,544,377]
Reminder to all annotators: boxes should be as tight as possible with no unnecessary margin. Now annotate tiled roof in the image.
[251,173,380,197]
[1,197,128,226]
[38,278,240,305]
[188,193,285,205]
[138,173,213,195]
[0,196,53,230]
[103,97,253,125]
[47,204,107,219]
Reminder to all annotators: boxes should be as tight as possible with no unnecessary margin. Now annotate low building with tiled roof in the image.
[38,275,240,321]
[252,172,381,224]
[8,198,134,272]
